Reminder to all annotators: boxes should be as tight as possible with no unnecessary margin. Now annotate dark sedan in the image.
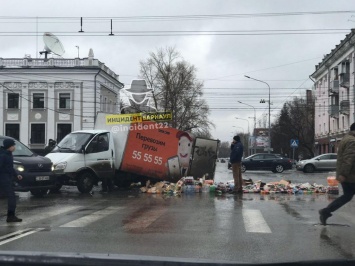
[241,153,293,173]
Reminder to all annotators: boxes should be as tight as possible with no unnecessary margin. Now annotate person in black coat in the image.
[229,135,244,194]
[0,139,23,222]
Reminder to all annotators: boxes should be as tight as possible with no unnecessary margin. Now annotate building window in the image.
[33,93,45,108]
[109,100,113,113]
[5,124,19,140]
[31,124,45,144]
[59,93,71,109]
[8,93,19,109]
[57,124,72,143]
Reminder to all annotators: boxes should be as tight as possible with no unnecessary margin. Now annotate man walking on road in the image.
[319,122,355,225]
[230,135,244,194]
[0,139,23,222]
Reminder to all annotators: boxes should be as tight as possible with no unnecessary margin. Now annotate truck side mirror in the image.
[81,145,86,154]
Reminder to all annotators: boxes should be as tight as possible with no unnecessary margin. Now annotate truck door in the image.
[84,133,114,179]
[189,138,219,179]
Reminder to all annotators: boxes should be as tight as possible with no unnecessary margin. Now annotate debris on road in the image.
[134,175,339,196]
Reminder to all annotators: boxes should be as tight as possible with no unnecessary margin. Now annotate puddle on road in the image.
[313,223,350,227]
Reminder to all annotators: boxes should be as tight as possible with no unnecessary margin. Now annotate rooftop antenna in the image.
[39,32,65,59]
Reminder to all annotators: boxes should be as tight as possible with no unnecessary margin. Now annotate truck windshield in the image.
[52,133,94,153]
[0,138,34,157]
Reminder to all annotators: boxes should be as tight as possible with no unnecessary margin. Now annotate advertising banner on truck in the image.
[120,121,193,181]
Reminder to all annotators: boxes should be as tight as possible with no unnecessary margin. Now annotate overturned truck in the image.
[46,112,219,193]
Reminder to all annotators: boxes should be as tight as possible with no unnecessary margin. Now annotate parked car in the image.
[0,136,56,197]
[296,153,337,173]
[241,153,293,173]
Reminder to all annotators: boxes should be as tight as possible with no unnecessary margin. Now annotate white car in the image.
[296,153,337,173]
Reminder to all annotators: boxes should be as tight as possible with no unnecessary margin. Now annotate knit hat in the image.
[233,135,240,142]
[3,139,15,149]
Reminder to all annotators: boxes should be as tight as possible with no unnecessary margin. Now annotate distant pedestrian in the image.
[44,139,56,155]
[319,122,355,225]
[229,135,244,194]
[0,139,23,222]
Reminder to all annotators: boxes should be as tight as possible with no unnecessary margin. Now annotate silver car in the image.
[296,153,337,173]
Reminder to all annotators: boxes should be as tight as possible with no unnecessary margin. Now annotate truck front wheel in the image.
[77,172,94,193]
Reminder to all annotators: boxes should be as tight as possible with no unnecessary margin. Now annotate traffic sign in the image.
[290,139,299,148]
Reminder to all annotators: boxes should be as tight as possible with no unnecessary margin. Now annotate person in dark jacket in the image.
[319,122,355,225]
[0,139,23,222]
[229,135,244,194]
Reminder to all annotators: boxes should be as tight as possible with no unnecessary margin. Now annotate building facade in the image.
[311,29,355,155]
[0,52,124,153]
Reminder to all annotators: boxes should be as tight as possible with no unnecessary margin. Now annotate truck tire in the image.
[30,189,49,197]
[77,172,95,193]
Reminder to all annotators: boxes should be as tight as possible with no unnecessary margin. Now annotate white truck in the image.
[46,113,219,193]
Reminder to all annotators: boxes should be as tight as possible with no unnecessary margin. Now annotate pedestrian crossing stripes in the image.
[60,206,124,228]
[0,228,44,246]
[0,205,82,227]
[0,205,277,246]
[123,207,167,231]
[242,209,272,233]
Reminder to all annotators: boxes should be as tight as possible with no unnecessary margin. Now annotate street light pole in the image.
[238,101,257,154]
[245,75,271,154]
[75,45,79,58]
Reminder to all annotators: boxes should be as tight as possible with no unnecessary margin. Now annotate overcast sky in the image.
[1,0,355,142]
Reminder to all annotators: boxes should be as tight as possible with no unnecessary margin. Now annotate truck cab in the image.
[46,130,115,193]
[0,136,55,197]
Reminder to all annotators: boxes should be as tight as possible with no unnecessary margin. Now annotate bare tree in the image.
[139,47,213,134]
[272,96,315,159]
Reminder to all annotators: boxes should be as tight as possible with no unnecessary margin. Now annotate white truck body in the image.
[46,113,218,193]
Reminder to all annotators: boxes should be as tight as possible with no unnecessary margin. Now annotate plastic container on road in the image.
[327,176,339,186]
[209,185,216,192]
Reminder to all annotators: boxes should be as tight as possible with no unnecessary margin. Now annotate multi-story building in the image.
[0,50,124,153]
[311,29,355,155]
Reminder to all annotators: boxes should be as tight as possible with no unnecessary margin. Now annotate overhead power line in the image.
[0,11,354,21]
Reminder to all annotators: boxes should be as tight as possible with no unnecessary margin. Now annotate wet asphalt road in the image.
[0,162,354,264]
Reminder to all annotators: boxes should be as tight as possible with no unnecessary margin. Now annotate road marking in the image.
[123,207,166,231]
[0,228,44,246]
[60,206,123,228]
[242,209,272,233]
[1,206,82,226]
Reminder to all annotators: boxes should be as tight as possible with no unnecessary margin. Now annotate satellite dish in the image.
[40,32,65,58]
